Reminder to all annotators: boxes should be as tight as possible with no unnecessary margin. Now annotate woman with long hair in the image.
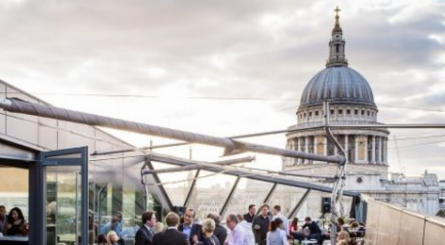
[337,230,351,244]
[289,217,299,233]
[266,218,287,245]
[5,207,27,236]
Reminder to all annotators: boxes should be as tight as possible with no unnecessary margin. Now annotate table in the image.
[301,240,317,244]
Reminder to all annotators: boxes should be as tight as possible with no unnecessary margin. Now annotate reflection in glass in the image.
[45,165,82,245]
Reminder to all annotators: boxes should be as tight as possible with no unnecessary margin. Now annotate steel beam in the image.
[143,159,174,211]
[287,189,311,219]
[143,156,255,175]
[0,98,345,164]
[219,177,241,217]
[144,152,359,197]
[184,170,200,207]
[261,183,278,213]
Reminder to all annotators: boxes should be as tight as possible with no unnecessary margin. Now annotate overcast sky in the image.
[0,0,444,179]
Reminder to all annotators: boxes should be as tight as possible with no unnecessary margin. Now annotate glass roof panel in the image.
[296,190,331,221]
[187,170,238,218]
[150,161,199,206]
[295,190,354,228]
[223,178,274,217]
[156,170,198,206]
[267,184,311,218]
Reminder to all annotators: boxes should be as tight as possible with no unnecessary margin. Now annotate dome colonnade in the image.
[284,7,389,168]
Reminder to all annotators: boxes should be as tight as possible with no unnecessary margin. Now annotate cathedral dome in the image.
[298,6,376,111]
[299,66,376,109]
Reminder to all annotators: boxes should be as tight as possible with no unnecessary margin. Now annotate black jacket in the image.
[213,225,227,245]
[153,228,189,245]
[178,223,203,245]
[199,234,220,245]
[302,221,322,235]
[134,225,154,245]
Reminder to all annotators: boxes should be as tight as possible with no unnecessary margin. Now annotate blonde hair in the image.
[106,230,119,244]
[337,230,351,243]
[201,218,216,233]
[336,240,348,245]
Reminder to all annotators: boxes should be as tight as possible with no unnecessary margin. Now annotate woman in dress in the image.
[5,207,27,236]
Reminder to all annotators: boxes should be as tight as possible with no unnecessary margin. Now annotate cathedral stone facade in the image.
[283,9,440,216]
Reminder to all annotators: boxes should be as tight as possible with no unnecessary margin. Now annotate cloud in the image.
[0,0,444,179]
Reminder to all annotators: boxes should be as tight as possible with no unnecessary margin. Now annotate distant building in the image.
[440,180,445,211]
[283,9,441,216]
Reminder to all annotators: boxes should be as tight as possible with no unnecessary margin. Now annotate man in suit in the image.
[134,211,157,245]
[153,212,189,245]
[252,204,270,245]
[178,208,203,244]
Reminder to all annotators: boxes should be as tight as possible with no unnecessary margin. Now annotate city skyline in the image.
[0,0,444,179]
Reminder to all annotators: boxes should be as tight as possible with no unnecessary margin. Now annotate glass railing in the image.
[362,194,445,245]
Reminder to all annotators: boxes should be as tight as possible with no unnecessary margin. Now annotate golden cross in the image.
[334,6,341,16]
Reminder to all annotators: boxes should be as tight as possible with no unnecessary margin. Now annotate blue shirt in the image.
[266,229,287,245]
[182,224,192,239]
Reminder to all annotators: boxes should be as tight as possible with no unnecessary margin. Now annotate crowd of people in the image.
[325,217,366,245]
[94,203,366,245]
[0,205,28,237]
[0,203,365,245]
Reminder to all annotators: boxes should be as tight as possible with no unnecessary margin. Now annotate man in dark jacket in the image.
[134,211,157,245]
[207,213,227,245]
[153,212,189,245]
[293,216,322,243]
[252,204,270,245]
[178,208,203,245]
[243,204,256,223]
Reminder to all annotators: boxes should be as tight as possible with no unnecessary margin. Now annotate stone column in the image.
[378,137,382,164]
[354,135,359,162]
[344,134,349,162]
[364,136,368,163]
[324,136,328,156]
[297,137,301,164]
[372,136,376,164]
[383,138,388,164]
[334,135,338,155]
[313,136,317,155]
[305,136,309,164]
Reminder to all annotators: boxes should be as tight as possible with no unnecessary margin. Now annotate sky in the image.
[0,0,444,179]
